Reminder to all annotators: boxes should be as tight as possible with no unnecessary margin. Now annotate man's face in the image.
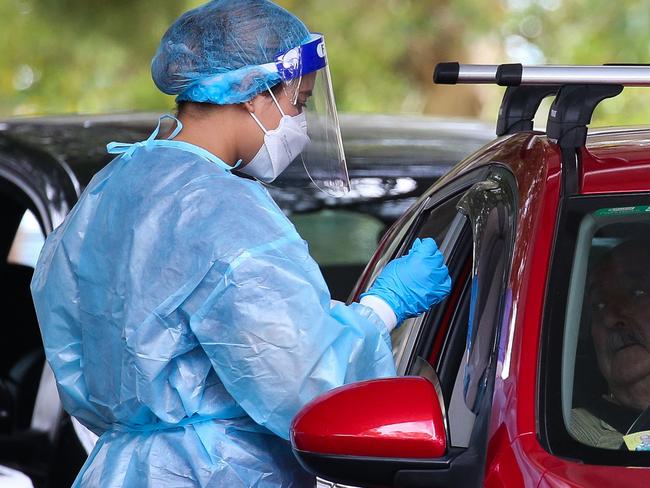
[589,241,650,409]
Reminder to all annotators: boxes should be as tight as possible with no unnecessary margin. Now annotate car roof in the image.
[582,127,650,194]
[422,126,650,200]
[0,112,493,183]
[0,112,494,220]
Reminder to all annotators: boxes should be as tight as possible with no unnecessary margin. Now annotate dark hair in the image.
[175,101,216,119]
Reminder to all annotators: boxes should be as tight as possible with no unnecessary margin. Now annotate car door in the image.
[338,165,517,487]
[0,136,86,486]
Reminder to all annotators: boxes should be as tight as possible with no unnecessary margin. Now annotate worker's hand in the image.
[361,238,452,325]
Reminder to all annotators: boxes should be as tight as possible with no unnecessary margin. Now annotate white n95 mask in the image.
[241,91,310,183]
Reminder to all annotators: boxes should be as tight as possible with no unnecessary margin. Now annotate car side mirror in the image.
[291,376,450,487]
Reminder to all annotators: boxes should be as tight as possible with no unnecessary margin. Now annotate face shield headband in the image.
[269,33,350,197]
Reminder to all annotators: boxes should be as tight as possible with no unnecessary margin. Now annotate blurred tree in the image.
[498,0,650,124]
[0,0,649,126]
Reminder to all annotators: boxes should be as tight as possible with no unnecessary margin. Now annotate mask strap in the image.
[267,87,287,117]
[250,112,269,135]
[249,86,287,134]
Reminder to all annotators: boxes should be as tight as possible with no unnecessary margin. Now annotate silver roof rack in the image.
[433,63,499,84]
[432,61,647,196]
[434,62,650,86]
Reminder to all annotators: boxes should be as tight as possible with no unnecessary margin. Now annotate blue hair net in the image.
[151,0,310,105]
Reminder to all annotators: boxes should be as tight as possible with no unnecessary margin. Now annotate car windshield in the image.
[564,206,650,451]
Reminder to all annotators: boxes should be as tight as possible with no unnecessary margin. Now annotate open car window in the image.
[390,193,467,372]
[543,195,650,467]
[563,206,650,451]
[395,168,517,448]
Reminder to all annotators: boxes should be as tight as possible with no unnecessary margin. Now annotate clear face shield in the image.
[272,34,350,197]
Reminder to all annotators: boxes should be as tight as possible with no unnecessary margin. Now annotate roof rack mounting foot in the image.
[496,85,561,136]
[546,84,623,195]
[546,84,623,149]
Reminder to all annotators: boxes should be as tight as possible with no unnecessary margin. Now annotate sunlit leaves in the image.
[1,0,649,126]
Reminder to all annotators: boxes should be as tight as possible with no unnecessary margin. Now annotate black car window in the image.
[541,195,650,467]
[0,165,85,485]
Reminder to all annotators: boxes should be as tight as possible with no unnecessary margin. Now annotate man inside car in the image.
[571,237,650,449]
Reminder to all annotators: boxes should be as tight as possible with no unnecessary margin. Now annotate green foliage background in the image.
[2,0,650,125]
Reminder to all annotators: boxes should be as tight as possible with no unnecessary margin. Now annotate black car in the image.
[0,111,491,486]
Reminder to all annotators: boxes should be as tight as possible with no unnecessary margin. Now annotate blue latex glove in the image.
[361,237,452,324]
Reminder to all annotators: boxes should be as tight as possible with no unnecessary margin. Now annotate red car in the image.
[291,64,650,487]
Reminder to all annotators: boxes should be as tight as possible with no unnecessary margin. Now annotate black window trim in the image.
[539,191,650,467]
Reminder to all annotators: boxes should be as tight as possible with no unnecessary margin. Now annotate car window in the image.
[290,210,387,302]
[290,210,386,266]
[398,170,516,452]
[431,278,475,448]
[390,194,466,372]
[0,195,48,433]
[542,195,650,467]
[562,207,650,452]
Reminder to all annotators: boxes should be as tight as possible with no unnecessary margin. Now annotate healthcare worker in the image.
[30,1,451,486]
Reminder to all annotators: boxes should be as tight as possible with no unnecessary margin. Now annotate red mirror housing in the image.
[291,376,447,459]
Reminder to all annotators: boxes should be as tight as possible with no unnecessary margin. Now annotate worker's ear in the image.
[243,97,256,114]
[244,93,271,114]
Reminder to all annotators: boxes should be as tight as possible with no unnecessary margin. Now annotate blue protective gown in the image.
[30,123,397,487]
